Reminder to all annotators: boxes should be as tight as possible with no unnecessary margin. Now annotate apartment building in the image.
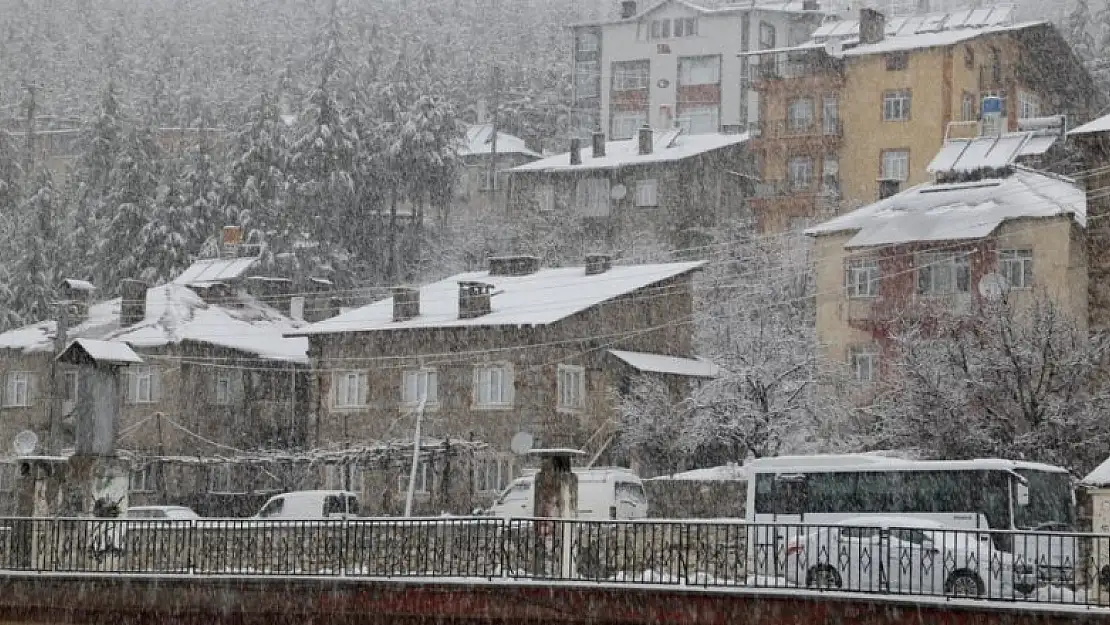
[745,5,1099,232]
[571,0,826,140]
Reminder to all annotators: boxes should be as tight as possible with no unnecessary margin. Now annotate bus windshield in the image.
[1013,470,1075,530]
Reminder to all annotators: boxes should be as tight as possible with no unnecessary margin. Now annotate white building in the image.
[571,0,826,139]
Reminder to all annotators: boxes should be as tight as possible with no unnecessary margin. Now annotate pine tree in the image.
[1095,0,1110,88]
[225,92,291,248]
[99,126,162,290]
[10,170,62,323]
[1068,0,1096,63]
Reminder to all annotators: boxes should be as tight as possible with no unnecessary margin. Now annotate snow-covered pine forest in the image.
[1,0,1110,476]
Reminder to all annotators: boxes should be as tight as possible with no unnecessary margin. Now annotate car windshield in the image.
[1013,470,1075,530]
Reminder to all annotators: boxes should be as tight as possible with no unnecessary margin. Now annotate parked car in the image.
[487,467,649,521]
[782,516,1036,598]
[126,505,201,521]
[253,490,360,520]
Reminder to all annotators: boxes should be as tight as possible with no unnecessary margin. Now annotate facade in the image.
[454,124,541,217]
[746,6,1100,232]
[1068,114,1110,336]
[571,0,826,139]
[290,255,715,514]
[806,164,1087,389]
[0,255,314,515]
[506,127,752,254]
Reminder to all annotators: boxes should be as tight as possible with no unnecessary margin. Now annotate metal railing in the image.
[0,517,1107,607]
[751,120,843,140]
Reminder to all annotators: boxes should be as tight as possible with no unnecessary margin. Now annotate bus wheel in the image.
[945,571,983,597]
[807,565,842,589]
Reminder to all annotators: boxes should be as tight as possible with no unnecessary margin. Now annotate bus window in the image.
[775,476,806,516]
[754,474,775,514]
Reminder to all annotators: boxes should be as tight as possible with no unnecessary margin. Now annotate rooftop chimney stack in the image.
[488,255,540,276]
[859,8,886,45]
[585,253,613,276]
[638,125,653,156]
[119,279,148,327]
[592,131,606,158]
[570,137,582,165]
[458,281,494,319]
[802,0,820,10]
[221,225,243,259]
[392,287,420,321]
[620,1,637,19]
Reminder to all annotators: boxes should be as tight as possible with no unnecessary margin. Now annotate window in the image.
[850,347,878,383]
[257,497,284,518]
[822,96,839,135]
[333,371,367,408]
[63,370,78,403]
[678,56,720,85]
[822,155,840,194]
[575,60,599,98]
[961,91,976,122]
[402,369,438,406]
[964,45,975,69]
[786,98,814,133]
[917,252,970,295]
[474,363,513,408]
[788,156,813,191]
[610,111,647,140]
[672,17,696,37]
[577,31,600,53]
[397,459,430,495]
[883,90,911,121]
[759,22,776,49]
[5,372,34,407]
[999,249,1033,289]
[1018,90,1040,119]
[535,184,555,212]
[982,90,1007,114]
[474,456,513,493]
[676,106,719,135]
[129,464,159,493]
[612,60,649,91]
[215,372,232,406]
[557,364,586,411]
[576,177,611,217]
[126,367,158,405]
[880,149,909,182]
[650,19,672,39]
[845,258,879,298]
[635,178,658,207]
[885,52,908,71]
[0,464,13,493]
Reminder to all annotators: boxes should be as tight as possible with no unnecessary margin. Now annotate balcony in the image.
[747,180,841,231]
[745,52,845,91]
[749,119,842,151]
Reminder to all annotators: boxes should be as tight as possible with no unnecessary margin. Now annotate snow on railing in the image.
[0,517,1107,608]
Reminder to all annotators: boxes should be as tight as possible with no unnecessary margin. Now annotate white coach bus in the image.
[745,454,1077,584]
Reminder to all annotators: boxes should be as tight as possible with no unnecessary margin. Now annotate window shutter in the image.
[151,368,162,402]
[359,372,369,406]
[426,371,438,404]
[27,374,38,405]
[126,370,138,405]
[233,371,245,404]
[3,374,11,407]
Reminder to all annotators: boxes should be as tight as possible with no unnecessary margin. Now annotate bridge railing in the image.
[0,517,1106,606]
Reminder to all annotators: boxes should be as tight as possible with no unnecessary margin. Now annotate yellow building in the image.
[744,6,1099,233]
[805,163,1087,387]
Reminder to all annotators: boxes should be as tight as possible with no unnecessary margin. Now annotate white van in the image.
[254,490,360,520]
[488,468,649,520]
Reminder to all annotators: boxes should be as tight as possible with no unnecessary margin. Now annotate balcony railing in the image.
[750,119,843,140]
[753,178,840,199]
[0,517,1104,607]
[745,53,844,88]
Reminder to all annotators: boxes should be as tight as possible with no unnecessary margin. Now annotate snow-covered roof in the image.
[62,278,96,293]
[291,261,704,336]
[1083,457,1110,487]
[511,130,748,174]
[649,464,747,481]
[0,284,308,363]
[609,349,718,378]
[173,256,259,286]
[64,338,143,365]
[927,130,1060,174]
[1068,113,1110,136]
[805,168,1084,248]
[571,0,824,27]
[459,124,540,159]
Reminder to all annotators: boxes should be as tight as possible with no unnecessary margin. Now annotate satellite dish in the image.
[610,184,627,201]
[978,273,1009,300]
[509,431,534,456]
[12,430,38,456]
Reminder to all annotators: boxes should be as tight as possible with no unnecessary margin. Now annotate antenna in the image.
[509,431,534,456]
[978,273,1009,300]
[12,430,38,456]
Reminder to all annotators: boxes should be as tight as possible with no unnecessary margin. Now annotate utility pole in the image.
[47,300,69,455]
[156,411,166,503]
[21,83,38,176]
[487,65,502,196]
[403,374,429,517]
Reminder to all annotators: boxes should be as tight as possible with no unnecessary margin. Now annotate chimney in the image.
[488,255,540,276]
[119,279,148,326]
[570,137,582,165]
[221,225,243,258]
[859,8,886,45]
[392,287,420,321]
[638,124,653,156]
[591,131,606,158]
[585,253,613,276]
[458,282,493,319]
[802,0,819,10]
[61,278,96,323]
[620,0,637,19]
